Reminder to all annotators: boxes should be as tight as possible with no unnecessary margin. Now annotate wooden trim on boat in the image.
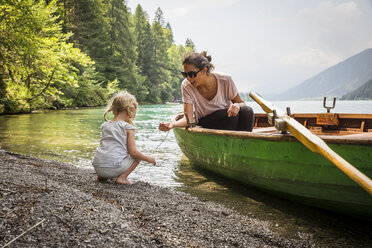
[178,126,372,144]
[173,113,372,145]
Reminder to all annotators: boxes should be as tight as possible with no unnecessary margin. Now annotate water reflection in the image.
[175,156,372,246]
[0,105,185,186]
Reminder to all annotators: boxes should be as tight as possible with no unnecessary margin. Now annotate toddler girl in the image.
[92,91,156,185]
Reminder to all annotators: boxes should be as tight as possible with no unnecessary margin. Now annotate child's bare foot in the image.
[115,177,132,185]
[97,176,108,181]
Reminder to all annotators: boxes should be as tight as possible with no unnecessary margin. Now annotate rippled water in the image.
[1,101,372,246]
[1,100,372,187]
[0,104,185,187]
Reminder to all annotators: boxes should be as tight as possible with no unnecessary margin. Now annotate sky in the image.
[126,0,372,96]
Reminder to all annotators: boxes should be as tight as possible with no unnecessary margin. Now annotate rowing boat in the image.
[173,111,372,219]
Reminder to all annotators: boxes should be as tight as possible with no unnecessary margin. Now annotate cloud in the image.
[279,47,341,67]
[298,1,361,44]
[168,7,193,18]
[299,1,361,29]
[291,1,365,59]
[167,0,240,18]
[199,0,240,8]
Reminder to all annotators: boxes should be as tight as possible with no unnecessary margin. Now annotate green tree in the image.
[65,0,111,84]
[0,0,93,113]
[167,45,193,101]
[149,8,172,103]
[153,7,165,27]
[132,5,152,78]
[131,4,153,102]
[185,38,196,51]
[105,0,137,93]
[164,22,174,49]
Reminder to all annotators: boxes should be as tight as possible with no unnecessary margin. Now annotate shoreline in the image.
[0,149,313,247]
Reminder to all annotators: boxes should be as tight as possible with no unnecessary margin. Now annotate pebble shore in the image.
[0,149,314,247]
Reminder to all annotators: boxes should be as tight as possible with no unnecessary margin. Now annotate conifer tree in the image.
[167,45,193,101]
[185,38,196,51]
[150,8,173,103]
[153,7,165,27]
[66,0,111,84]
[132,4,153,101]
[105,0,136,93]
[164,22,174,48]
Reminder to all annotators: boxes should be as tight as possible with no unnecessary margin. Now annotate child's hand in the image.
[147,156,156,166]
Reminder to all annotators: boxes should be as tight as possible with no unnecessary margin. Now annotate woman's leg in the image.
[116,160,140,185]
[237,106,254,131]
[198,108,239,130]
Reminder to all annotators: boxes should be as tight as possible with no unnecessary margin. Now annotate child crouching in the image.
[92,91,156,185]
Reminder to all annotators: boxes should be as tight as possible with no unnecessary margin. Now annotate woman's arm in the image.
[126,130,156,165]
[159,103,194,131]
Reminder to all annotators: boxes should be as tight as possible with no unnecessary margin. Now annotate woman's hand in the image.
[227,103,240,117]
[159,122,174,131]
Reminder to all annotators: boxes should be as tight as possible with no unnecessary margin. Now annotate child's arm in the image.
[126,129,156,165]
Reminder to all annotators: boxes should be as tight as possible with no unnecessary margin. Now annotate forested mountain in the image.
[0,0,194,114]
[341,78,372,100]
[273,49,372,100]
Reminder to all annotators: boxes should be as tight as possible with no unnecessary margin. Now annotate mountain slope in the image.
[341,78,372,100]
[274,48,372,100]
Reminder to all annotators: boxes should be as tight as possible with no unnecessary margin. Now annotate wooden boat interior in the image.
[175,112,372,140]
[253,113,372,136]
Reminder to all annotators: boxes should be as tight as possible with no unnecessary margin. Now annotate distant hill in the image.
[273,48,372,100]
[341,78,372,100]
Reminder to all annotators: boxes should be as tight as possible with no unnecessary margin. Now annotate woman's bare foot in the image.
[115,177,132,185]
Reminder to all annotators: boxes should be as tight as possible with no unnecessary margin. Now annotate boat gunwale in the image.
[172,113,372,145]
[174,126,372,145]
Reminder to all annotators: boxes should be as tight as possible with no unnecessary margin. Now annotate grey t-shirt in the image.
[92,121,136,168]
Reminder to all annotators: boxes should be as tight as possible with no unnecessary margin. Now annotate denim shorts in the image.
[94,156,136,179]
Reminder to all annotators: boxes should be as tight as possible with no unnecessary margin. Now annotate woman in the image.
[159,51,254,132]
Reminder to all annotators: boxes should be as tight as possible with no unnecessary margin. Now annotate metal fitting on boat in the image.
[323,97,336,113]
[268,110,277,126]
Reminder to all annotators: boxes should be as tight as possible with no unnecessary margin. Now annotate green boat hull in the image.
[173,127,372,220]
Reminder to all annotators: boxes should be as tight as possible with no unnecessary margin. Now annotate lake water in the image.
[1,100,372,187]
[1,100,372,246]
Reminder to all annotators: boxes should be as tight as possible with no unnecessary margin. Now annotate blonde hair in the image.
[104,90,138,125]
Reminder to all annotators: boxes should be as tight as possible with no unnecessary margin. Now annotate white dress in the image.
[92,120,136,171]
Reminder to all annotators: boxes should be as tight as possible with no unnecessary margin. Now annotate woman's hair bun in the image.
[183,51,215,72]
[200,51,212,62]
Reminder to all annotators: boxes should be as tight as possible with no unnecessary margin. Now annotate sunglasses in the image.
[181,67,204,78]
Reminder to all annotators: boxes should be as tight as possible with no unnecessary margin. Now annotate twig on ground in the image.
[0,187,17,194]
[2,219,45,248]
[5,209,16,216]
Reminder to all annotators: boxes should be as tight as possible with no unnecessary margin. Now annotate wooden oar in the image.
[249,91,372,196]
